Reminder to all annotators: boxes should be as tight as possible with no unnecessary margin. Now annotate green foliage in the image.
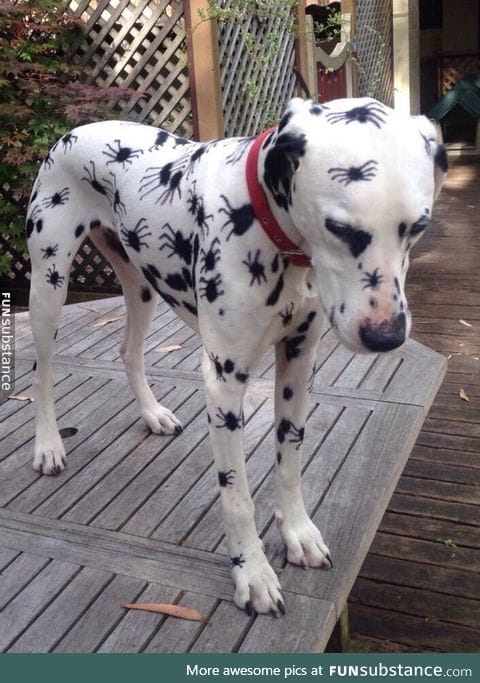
[0,0,143,275]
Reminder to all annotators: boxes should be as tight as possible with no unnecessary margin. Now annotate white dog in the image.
[26,97,447,615]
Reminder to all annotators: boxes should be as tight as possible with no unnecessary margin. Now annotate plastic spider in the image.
[41,244,58,260]
[103,172,126,215]
[326,103,387,129]
[328,159,378,185]
[361,268,384,290]
[45,264,65,290]
[120,217,152,253]
[218,469,236,487]
[159,223,193,264]
[26,205,42,239]
[230,554,245,568]
[242,249,267,286]
[42,151,54,169]
[279,302,295,327]
[149,129,171,151]
[216,408,243,431]
[219,195,255,241]
[209,352,227,381]
[199,274,224,303]
[200,237,221,273]
[102,139,143,169]
[82,161,108,196]
[42,187,70,208]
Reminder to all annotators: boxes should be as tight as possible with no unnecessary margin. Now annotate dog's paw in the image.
[141,404,183,435]
[33,436,66,475]
[277,515,332,569]
[231,544,285,615]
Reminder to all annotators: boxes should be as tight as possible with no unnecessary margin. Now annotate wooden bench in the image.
[0,297,446,652]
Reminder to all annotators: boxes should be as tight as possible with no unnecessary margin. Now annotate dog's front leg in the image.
[274,311,332,569]
[201,348,285,616]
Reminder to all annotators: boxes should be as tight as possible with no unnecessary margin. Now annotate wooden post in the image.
[184,1,224,141]
[341,0,358,97]
[326,604,351,652]
[295,1,309,96]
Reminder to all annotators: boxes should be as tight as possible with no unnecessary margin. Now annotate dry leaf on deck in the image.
[123,602,202,621]
[459,319,472,328]
[156,344,182,354]
[79,304,101,313]
[459,388,470,402]
[8,394,33,402]
[92,315,125,328]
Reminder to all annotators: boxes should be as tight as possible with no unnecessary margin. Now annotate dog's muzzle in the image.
[359,312,406,352]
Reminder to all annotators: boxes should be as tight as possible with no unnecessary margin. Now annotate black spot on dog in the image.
[264,131,307,211]
[104,228,130,263]
[141,287,152,302]
[183,301,198,316]
[398,222,407,239]
[235,371,249,383]
[277,451,282,464]
[283,334,305,361]
[283,386,294,400]
[325,218,372,258]
[224,359,235,373]
[266,274,284,306]
[75,224,85,238]
[90,219,102,229]
[434,145,448,173]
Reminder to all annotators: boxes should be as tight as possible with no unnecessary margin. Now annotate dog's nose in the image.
[359,312,406,352]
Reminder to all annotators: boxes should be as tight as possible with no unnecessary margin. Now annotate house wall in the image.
[442,0,479,52]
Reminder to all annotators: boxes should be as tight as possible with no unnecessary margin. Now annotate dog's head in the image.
[263,97,447,353]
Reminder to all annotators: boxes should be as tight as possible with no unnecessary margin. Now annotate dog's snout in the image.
[360,312,406,352]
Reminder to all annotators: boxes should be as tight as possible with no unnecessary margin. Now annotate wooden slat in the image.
[0,552,50,610]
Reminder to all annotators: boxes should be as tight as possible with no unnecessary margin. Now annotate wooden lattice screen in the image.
[218,7,297,137]
[68,0,192,136]
[438,53,480,96]
[355,0,394,107]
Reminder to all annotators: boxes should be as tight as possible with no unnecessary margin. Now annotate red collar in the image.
[246,127,312,268]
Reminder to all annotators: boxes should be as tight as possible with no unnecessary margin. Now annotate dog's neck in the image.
[248,129,312,268]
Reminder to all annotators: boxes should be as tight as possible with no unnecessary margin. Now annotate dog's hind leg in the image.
[201,345,284,615]
[28,210,87,474]
[90,228,182,434]
[274,306,332,568]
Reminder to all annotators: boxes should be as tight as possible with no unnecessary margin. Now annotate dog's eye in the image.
[325,218,372,258]
[410,214,429,237]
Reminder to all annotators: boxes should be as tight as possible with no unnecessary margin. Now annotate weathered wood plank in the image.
[389,492,480,526]
[144,591,217,653]
[189,600,254,653]
[0,559,79,651]
[396,476,480,505]
[97,582,180,653]
[238,593,336,653]
[54,573,147,652]
[8,566,113,652]
[359,553,480,600]
[0,551,49,610]
[380,511,480,547]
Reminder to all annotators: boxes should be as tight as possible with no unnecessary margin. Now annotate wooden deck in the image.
[1,158,477,653]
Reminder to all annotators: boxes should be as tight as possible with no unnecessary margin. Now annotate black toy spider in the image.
[279,302,295,327]
[120,217,152,253]
[242,249,267,286]
[149,129,171,151]
[326,103,387,129]
[42,151,54,169]
[219,195,255,241]
[230,554,245,568]
[218,469,236,487]
[42,187,70,208]
[361,268,384,290]
[82,161,108,196]
[200,274,224,303]
[200,237,221,273]
[140,163,183,204]
[216,407,243,431]
[328,159,378,185]
[102,139,143,169]
[159,223,193,264]
[182,145,207,178]
[103,172,126,215]
[41,244,59,260]
[45,264,65,290]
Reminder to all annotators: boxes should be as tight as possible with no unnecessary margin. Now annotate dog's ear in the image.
[413,115,448,199]
[263,127,307,211]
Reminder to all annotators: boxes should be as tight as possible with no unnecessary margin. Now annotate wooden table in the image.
[0,297,446,652]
